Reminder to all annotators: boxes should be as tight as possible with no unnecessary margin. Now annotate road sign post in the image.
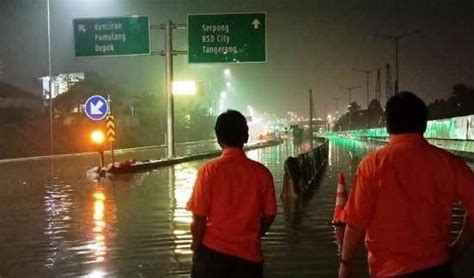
[74,16,150,57]
[106,114,115,163]
[188,12,266,63]
[106,95,116,164]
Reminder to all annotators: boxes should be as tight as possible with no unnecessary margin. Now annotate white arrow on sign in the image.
[90,100,104,115]
[78,24,87,33]
[251,19,261,29]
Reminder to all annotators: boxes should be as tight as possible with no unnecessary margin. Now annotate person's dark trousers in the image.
[397,262,453,278]
[191,245,263,278]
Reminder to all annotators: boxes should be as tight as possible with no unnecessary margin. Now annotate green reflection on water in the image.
[328,136,374,158]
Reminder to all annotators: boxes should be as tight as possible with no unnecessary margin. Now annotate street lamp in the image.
[352,68,382,128]
[91,129,106,173]
[374,29,421,94]
[352,68,376,110]
[219,91,227,113]
[340,85,361,105]
[332,96,341,115]
[172,80,197,95]
[224,68,231,76]
[327,114,332,131]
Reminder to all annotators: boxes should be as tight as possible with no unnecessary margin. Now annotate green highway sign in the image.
[74,16,150,57]
[188,12,266,63]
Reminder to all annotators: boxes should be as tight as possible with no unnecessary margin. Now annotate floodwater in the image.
[0,139,471,277]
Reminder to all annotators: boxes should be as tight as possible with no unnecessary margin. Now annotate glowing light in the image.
[87,270,105,278]
[224,68,231,76]
[220,91,227,98]
[172,80,197,95]
[91,130,105,145]
[226,82,231,88]
[93,192,105,201]
[93,204,104,220]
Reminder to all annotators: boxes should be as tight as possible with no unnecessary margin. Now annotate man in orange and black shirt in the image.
[187,110,277,278]
[339,92,474,277]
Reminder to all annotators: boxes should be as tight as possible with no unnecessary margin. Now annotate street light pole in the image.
[309,89,314,148]
[341,85,361,105]
[47,0,53,155]
[395,38,399,95]
[353,68,381,128]
[352,69,370,111]
[165,20,175,159]
[374,29,421,94]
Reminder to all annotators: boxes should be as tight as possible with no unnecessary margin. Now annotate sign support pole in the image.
[309,89,314,149]
[47,0,54,156]
[165,20,175,159]
[107,95,115,164]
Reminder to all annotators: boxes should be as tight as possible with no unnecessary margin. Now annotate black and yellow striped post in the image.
[106,95,116,163]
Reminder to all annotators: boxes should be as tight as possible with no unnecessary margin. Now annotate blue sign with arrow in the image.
[84,95,109,121]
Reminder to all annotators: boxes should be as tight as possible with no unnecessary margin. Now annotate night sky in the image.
[1,0,473,118]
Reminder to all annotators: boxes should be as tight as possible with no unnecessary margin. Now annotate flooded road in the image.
[0,139,471,277]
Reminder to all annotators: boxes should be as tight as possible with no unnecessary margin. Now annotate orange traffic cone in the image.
[332,172,347,227]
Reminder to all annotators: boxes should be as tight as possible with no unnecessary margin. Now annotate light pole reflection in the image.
[44,183,73,268]
[171,164,198,256]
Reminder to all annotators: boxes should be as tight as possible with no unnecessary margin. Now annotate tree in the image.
[348,101,361,114]
[427,83,474,120]
[128,92,165,146]
[450,83,474,116]
[333,101,363,131]
[368,99,384,128]
[175,103,215,142]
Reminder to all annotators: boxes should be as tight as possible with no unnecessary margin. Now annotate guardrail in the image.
[282,138,329,196]
[0,139,219,164]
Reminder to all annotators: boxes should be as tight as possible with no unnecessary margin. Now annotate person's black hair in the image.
[214,110,249,147]
[385,91,428,134]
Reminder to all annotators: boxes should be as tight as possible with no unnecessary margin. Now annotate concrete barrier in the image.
[281,139,329,196]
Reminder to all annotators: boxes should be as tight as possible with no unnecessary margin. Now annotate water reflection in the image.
[171,163,198,259]
[44,182,73,269]
[0,140,383,277]
[172,164,197,225]
[86,269,106,278]
[92,190,106,263]
[87,182,116,277]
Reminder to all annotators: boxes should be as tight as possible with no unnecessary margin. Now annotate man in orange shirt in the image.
[339,92,474,277]
[187,110,277,278]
